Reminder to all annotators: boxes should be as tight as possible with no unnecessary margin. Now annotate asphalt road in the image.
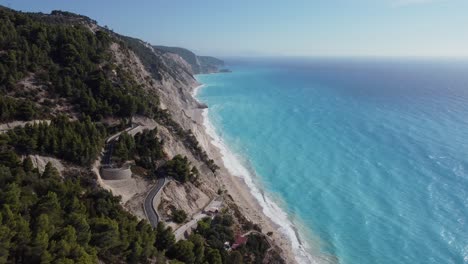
[144,177,166,228]
[102,141,115,166]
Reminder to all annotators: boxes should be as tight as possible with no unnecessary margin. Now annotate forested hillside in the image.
[0,6,284,264]
[5,116,105,166]
[0,6,160,121]
[0,150,169,263]
[0,6,216,170]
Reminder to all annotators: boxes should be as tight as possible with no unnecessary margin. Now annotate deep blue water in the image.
[196,58,468,264]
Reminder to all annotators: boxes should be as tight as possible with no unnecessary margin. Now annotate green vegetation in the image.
[116,38,219,173]
[134,129,165,168]
[155,222,175,251]
[114,132,136,162]
[119,36,164,81]
[113,129,165,170]
[243,234,272,264]
[112,28,220,173]
[0,7,160,121]
[121,36,193,83]
[157,155,199,183]
[0,147,274,263]
[0,3,217,169]
[167,240,195,263]
[172,209,188,224]
[0,96,44,122]
[198,56,225,73]
[0,6,282,263]
[0,150,173,263]
[3,116,105,166]
[196,215,234,250]
[166,214,240,264]
[154,45,201,73]
[193,214,283,264]
[154,45,224,74]
[157,113,219,172]
[166,234,223,264]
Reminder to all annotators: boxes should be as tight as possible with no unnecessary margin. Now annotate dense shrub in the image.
[172,209,187,224]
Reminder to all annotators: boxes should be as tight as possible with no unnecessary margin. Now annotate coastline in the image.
[191,82,324,264]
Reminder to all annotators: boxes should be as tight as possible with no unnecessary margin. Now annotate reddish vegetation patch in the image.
[232,234,248,250]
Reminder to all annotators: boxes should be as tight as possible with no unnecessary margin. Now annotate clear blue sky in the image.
[1,0,467,57]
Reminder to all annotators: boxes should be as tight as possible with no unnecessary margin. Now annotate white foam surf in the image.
[194,84,329,264]
[192,84,206,97]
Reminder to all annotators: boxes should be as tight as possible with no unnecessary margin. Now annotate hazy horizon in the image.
[2,0,468,58]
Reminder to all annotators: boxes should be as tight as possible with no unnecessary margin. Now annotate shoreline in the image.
[191,82,324,264]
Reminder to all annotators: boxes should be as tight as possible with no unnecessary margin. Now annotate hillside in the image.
[154,45,225,74]
[0,6,287,264]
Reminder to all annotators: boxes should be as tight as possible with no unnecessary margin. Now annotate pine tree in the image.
[0,220,13,263]
[205,248,222,264]
[167,240,195,264]
[31,230,49,261]
[42,162,60,179]
[22,157,34,172]
[189,234,205,264]
[35,192,62,225]
[155,222,175,250]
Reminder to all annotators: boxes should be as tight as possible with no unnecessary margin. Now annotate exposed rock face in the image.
[160,181,211,218]
[107,40,219,217]
[197,56,225,73]
[28,155,65,175]
[105,176,152,217]
[154,45,224,74]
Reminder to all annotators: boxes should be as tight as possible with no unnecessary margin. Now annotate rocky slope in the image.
[154,45,225,74]
[109,36,292,263]
[128,38,295,264]
[106,38,223,221]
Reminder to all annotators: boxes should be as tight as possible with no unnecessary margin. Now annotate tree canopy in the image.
[0,149,172,263]
[0,7,160,121]
[158,155,199,183]
[3,116,105,166]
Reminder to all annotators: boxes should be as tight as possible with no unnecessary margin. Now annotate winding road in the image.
[102,141,115,166]
[101,125,137,167]
[143,177,167,228]
[100,125,167,227]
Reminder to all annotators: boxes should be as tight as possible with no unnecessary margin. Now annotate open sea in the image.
[195,58,468,264]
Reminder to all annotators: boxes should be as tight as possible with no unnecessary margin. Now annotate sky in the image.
[1,0,467,57]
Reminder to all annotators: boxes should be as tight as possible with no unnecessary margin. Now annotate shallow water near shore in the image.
[195,58,468,264]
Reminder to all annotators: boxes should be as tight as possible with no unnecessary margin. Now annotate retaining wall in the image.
[100,167,132,180]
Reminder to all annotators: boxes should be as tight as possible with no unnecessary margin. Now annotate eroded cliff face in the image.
[160,181,211,217]
[154,45,225,74]
[109,40,220,217]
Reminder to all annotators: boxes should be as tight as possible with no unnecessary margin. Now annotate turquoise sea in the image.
[195,58,468,264]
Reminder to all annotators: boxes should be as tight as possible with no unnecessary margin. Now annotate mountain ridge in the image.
[154,45,225,74]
